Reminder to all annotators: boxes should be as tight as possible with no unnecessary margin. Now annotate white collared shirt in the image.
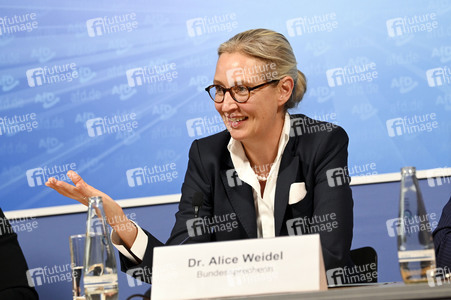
[112,113,291,261]
[227,113,291,238]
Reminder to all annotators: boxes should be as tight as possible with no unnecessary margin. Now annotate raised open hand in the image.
[46,170,137,248]
[45,170,112,206]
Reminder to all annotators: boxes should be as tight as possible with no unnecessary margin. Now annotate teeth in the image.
[229,117,246,122]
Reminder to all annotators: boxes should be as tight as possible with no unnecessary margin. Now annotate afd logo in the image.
[0,74,19,92]
[186,217,209,237]
[226,169,242,187]
[26,168,45,187]
[126,68,144,87]
[126,266,152,287]
[426,67,451,87]
[126,168,145,187]
[26,268,45,287]
[26,68,45,87]
[86,117,104,137]
[326,167,350,187]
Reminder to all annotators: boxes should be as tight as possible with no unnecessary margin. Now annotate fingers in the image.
[46,171,90,205]
[68,170,84,186]
[46,171,113,207]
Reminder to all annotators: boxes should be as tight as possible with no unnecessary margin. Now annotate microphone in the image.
[179,192,204,245]
[192,192,203,218]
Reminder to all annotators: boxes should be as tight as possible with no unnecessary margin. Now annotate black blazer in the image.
[0,208,39,299]
[433,196,451,269]
[120,114,354,280]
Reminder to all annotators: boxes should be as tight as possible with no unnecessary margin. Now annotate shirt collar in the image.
[227,112,291,175]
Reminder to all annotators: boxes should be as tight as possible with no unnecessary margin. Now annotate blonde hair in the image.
[218,28,307,110]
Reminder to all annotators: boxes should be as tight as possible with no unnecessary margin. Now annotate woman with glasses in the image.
[46,29,354,281]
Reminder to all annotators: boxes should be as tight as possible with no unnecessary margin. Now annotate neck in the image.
[242,113,285,169]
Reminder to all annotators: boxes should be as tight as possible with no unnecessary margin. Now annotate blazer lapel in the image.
[220,165,257,239]
[274,140,301,236]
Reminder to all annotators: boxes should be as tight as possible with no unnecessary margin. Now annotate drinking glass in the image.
[70,234,86,300]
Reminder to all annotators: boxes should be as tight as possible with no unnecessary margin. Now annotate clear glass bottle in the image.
[83,196,118,299]
[398,167,436,283]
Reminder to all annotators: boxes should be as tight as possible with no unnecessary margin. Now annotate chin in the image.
[228,130,245,141]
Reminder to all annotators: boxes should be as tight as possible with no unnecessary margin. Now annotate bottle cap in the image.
[401,166,416,175]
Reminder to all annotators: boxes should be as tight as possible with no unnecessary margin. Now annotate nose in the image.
[220,90,238,113]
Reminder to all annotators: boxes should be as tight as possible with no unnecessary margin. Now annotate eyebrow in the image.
[213,79,249,86]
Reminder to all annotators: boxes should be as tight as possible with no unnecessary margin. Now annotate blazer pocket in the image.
[289,182,307,205]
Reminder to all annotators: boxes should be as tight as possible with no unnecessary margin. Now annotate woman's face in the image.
[213,52,290,144]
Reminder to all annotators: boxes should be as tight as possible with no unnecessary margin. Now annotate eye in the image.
[215,86,225,95]
[233,85,248,96]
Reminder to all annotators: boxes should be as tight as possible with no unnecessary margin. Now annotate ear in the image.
[277,76,294,107]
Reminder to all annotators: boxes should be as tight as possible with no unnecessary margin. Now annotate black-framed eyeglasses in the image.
[204,80,280,103]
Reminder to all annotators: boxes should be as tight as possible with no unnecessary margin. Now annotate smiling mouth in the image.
[227,116,248,128]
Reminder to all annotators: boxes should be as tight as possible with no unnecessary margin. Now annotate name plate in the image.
[151,234,327,300]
